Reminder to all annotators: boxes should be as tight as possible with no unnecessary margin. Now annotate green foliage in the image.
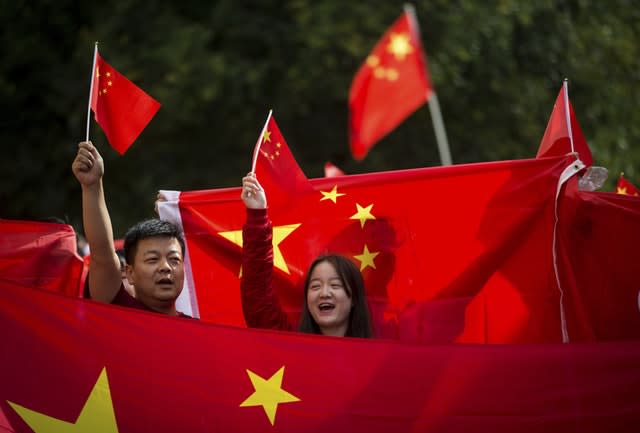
[1,0,639,235]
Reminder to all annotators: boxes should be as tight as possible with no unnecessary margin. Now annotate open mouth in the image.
[318,303,335,312]
[156,278,173,285]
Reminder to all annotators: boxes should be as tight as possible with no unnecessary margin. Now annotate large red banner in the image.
[1,283,639,433]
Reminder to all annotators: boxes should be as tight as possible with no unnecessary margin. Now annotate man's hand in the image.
[71,141,104,188]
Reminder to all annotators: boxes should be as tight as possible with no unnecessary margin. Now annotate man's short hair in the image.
[123,219,185,265]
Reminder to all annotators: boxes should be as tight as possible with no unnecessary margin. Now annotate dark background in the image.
[2,0,638,236]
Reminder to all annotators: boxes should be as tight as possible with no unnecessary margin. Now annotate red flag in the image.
[557,179,640,340]
[0,219,84,297]
[616,173,640,196]
[2,282,640,433]
[168,155,572,342]
[90,49,160,154]
[251,111,313,207]
[166,153,640,343]
[324,161,345,177]
[349,10,433,160]
[536,84,593,166]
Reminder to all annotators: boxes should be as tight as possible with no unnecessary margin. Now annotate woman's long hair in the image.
[298,254,372,338]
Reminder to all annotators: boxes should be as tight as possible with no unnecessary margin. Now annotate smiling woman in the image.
[240,173,372,338]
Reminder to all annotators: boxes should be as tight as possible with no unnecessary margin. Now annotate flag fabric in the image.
[324,161,345,177]
[90,50,160,154]
[0,219,85,298]
[536,85,593,166]
[157,153,640,343]
[349,10,433,160]
[1,282,640,433]
[616,173,640,196]
[251,112,314,207]
[557,180,640,340]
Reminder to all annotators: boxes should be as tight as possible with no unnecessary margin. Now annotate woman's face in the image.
[306,261,353,337]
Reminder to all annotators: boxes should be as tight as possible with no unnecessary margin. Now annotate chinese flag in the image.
[0,219,84,297]
[536,84,593,166]
[557,180,640,341]
[324,161,345,177]
[349,10,433,160]
[616,173,640,196]
[162,153,640,344]
[90,50,160,154]
[2,281,640,432]
[252,112,313,207]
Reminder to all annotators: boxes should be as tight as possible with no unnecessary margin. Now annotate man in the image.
[72,141,188,317]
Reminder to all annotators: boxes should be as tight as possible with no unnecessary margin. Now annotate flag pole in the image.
[562,78,575,154]
[251,109,273,173]
[404,3,452,166]
[85,42,99,142]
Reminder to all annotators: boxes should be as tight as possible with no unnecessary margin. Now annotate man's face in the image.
[125,236,184,311]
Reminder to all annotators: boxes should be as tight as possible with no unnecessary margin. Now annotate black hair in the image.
[123,219,185,265]
[298,254,372,338]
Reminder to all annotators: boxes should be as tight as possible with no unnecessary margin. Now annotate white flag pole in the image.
[404,3,452,166]
[251,109,273,173]
[427,93,453,165]
[562,78,575,154]
[85,42,99,142]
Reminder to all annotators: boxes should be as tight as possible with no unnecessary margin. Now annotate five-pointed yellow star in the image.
[366,54,380,68]
[350,203,376,228]
[7,368,118,433]
[387,32,414,61]
[219,224,301,274]
[239,366,300,426]
[320,185,346,204]
[262,129,271,143]
[617,186,628,195]
[353,244,380,271]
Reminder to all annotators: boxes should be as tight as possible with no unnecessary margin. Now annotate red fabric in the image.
[557,181,640,340]
[324,161,345,177]
[1,283,639,432]
[90,50,160,154]
[616,173,640,196]
[349,11,433,160]
[241,208,294,331]
[0,219,84,297]
[178,155,594,343]
[253,114,313,207]
[536,86,593,166]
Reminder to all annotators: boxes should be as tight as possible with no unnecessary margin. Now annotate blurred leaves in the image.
[1,0,639,235]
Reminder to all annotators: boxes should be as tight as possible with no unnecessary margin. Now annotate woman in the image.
[241,173,372,338]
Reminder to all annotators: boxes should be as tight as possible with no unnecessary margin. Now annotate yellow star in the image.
[617,186,628,195]
[353,244,379,271]
[240,366,300,426]
[350,203,376,228]
[366,55,380,68]
[262,130,271,143]
[387,32,414,61]
[320,185,346,204]
[219,224,301,274]
[7,368,118,433]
